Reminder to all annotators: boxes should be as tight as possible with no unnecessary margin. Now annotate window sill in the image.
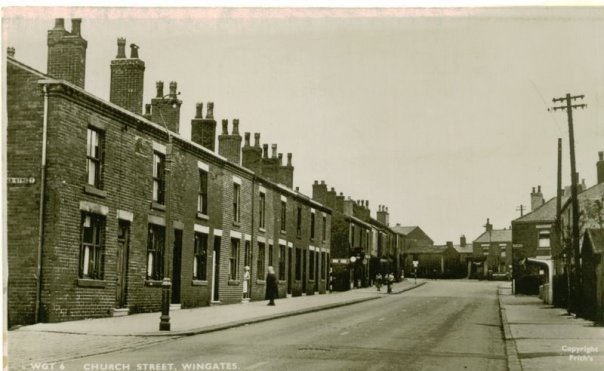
[191,280,208,286]
[83,185,107,198]
[280,230,286,235]
[258,227,266,233]
[227,279,240,286]
[77,278,107,288]
[233,221,241,228]
[151,202,166,211]
[196,212,209,221]
[144,279,163,287]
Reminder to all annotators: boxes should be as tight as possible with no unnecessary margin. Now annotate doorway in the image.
[171,229,182,304]
[302,249,307,293]
[115,220,130,308]
[212,236,221,302]
[287,248,292,295]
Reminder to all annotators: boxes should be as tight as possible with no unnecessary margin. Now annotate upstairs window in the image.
[322,216,327,241]
[259,192,266,229]
[152,152,166,204]
[86,128,104,188]
[310,212,316,240]
[198,169,208,215]
[296,207,302,238]
[80,213,105,279]
[233,183,241,223]
[280,201,287,232]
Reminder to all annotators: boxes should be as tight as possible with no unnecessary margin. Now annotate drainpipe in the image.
[35,84,50,323]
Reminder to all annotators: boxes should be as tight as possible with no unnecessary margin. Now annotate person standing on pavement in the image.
[387,273,393,293]
[265,266,278,306]
[242,266,250,299]
[376,273,383,291]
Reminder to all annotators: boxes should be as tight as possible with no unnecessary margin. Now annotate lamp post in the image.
[156,92,180,331]
[412,260,418,284]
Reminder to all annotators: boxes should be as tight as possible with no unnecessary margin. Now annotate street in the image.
[59,280,506,371]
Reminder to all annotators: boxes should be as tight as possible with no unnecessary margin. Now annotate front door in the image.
[287,248,292,295]
[302,250,307,293]
[116,220,130,308]
[212,236,221,302]
[171,229,182,304]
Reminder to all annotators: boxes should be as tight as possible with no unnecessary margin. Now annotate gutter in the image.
[35,84,49,323]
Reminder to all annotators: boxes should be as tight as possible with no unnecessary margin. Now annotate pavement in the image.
[7,279,425,369]
[498,282,604,371]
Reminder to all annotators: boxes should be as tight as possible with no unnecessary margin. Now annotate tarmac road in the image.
[59,280,506,371]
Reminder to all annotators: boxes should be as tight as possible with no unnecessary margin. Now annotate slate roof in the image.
[513,197,557,223]
[391,225,418,235]
[453,245,474,254]
[585,229,604,254]
[473,229,512,243]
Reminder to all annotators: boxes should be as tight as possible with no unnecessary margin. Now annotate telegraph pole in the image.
[516,205,525,217]
[550,93,586,314]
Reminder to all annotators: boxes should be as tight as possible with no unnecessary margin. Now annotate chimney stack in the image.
[7,47,15,58]
[377,205,389,226]
[530,185,544,211]
[598,151,604,184]
[218,119,242,164]
[242,132,262,174]
[148,80,182,133]
[312,180,328,204]
[460,235,466,247]
[110,38,145,115]
[485,218,493,232]
[47,18,88,88]
[191,102,217,151]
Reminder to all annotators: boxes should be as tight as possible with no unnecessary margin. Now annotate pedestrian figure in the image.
[387,273,394,293]
[242,266,250,299]
[376,273,383,291]
[265,266,278,306]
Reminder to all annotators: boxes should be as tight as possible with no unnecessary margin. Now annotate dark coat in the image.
[265,272,278,301]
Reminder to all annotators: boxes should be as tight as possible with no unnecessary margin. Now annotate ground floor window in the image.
[147,224,165,280]
[257,242,266,279]
[321,252,326,279]
[80,212,105,279]
[193,232,208,280]
[309,251,315,280]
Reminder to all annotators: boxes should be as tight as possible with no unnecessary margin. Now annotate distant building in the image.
[471,219,512,278]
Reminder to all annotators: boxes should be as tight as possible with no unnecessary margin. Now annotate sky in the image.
[3,6,604,244]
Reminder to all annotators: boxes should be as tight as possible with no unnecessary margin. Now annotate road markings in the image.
[246,361,269,369]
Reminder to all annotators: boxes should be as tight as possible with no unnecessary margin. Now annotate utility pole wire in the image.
[530,79,564,136]
[516,204,525,217]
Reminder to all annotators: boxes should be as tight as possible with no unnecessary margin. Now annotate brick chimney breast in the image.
[110,38,145,114]
[47,18,88,88]
[597,151,604,184]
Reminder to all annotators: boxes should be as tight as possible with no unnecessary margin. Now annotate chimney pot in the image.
[71,18,82,36]
[278,153,283,165]
[321,180,325,184]
[538,185,541,193]
[169,81,177,98]
[244,132,251,146]
[145,104,151,115]
[221,119,228,134]
[296,187,300,192]
[271,144,277,158]
[263,144,269,158]
[116,38,126,58]
[314,180,318,185]
[599,151,604,161]
[254,133,260,147]
[287,153,292,166]
[129,43,139,59]
[232,119,240,135]
[532,187,535,193]
[156,81,164,98]
[7,47,15,57]
[54,18,65,30]
[195,103,203,118]
[206,102,214,119]
[330,187,335,192]
[366,200,369,208]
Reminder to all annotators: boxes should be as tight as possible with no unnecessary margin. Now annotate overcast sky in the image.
[3,7,604,244]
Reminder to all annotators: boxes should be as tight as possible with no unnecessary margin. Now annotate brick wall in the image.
[6,61,45,326]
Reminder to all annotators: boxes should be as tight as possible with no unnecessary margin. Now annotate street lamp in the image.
[412,260,419,284]
[155,91,180,331]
